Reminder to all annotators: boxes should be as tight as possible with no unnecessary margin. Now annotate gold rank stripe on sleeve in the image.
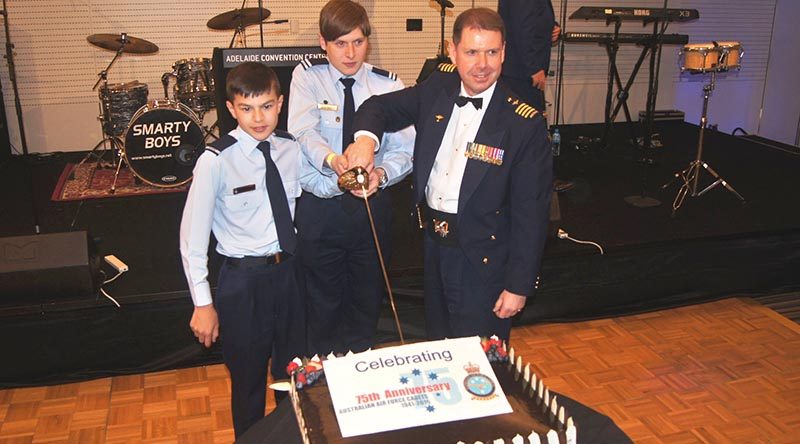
[465,142,504,166]
[437,63,457,73]
[515,103,539,119]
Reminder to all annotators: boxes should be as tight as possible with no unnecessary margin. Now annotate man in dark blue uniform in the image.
[345,8,552,341]
[498,0,557,112]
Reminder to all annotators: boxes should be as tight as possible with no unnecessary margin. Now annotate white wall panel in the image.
[760,0,800,146]
[0,0,493,152]
[0,0,786,152]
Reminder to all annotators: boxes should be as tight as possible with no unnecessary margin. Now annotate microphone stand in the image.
[435,0,453,63]
[623,0,670,208]
[229,0,249,48]
[2,0,28,156]
[554,0,568,126]
[2,1,39,234]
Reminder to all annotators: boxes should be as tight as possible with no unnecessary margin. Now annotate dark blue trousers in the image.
[215,255,305,438]
[295,191,392,355]
[423,233,512,341]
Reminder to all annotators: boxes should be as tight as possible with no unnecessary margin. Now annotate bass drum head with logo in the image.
[124,100,204,187]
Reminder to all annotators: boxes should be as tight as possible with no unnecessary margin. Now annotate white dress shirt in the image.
[179,127,303,306]
[426,82,496,213]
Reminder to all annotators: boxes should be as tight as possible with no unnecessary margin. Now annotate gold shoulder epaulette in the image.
[507,96,539,119]
[437,63,457,73]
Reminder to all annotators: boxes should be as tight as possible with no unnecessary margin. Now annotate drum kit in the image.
[77,6,273,193]
[663,40,747,214]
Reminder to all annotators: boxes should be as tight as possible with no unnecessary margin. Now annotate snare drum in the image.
[172,58,216,113]
[716,41,743,71]
[123,100,204,187]
[99,81,149,136]
[682,43,720,73]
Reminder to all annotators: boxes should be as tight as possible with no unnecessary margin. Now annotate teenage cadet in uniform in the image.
[289,0,413,355]
[345,8,552,341]
[179,62,305,438]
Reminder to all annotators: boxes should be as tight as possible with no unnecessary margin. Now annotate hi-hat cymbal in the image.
[207,7,271,30]
[87,33,159,54]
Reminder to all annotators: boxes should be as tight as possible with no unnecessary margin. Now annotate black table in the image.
[240,391,632,443]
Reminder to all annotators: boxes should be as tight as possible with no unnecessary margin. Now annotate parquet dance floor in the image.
[1,297,798,443]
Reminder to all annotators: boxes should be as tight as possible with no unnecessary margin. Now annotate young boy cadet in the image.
[289,0,414,355]
[179,62,305,438]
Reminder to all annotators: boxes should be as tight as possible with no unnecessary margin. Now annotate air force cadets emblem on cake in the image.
[463,362,497,399]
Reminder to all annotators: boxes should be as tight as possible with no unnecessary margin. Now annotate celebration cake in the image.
[287,337,576,444]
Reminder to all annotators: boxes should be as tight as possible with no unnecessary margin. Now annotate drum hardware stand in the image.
[80,36,129,193]
[224,0,269,48]
[202,120,219,142]
[662,69,745,214]
[75,37,129,174]
[338,166,405,344]
[257,0,265,47]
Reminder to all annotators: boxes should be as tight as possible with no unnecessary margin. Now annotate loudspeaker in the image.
[0,231,99,308]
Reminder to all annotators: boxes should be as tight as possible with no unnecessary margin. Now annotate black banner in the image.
[213,47,326,134]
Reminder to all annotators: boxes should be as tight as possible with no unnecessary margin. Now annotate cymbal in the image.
[207,7,271,30]
[87,33,159,54]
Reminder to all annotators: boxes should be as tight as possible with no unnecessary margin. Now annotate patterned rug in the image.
[51,162,190,201]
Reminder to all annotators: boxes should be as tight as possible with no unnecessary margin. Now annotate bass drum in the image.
[123,100,204,187]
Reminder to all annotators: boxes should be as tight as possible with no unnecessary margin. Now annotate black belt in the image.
[225,252,287,267]
[423,205,459,246]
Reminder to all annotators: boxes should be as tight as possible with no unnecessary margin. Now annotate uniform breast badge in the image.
[435,114,444,123]
[432,218,449,237]
[463,362,497,399]
[317,102,338,111]
[465,142,504,166]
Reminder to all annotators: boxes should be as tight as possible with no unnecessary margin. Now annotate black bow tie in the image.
[455,95,483,110]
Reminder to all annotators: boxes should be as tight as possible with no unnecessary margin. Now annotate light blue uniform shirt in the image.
[179,127,303,306]
[289,59,414,197]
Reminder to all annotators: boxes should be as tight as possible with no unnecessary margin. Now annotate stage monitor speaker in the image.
[0,231,99,308]
[212,47,326,136]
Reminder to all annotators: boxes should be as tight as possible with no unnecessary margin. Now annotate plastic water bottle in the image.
[551,128,561,157]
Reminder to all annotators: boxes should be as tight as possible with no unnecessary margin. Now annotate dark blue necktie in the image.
[256,141,296,255]
[340,77,356,149]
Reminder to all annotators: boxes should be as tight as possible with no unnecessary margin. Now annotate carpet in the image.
[51,162,189,201]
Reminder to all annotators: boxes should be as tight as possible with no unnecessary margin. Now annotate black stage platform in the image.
[1,121,798,387]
